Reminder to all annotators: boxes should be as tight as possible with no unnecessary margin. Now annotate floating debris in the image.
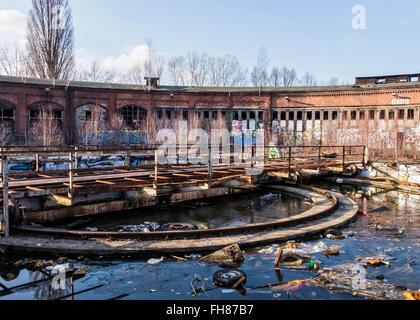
[322,249,340,256]
[202,244,244,263]
[147,257,164,266]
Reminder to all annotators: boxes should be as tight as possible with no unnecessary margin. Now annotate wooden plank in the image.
[26,186,44,192]
[172,173,194,178]
[63,183,83,188]
[124,178,145,183]
[95,180,116,185]
[193,172,209,176]
[38,174,52,178]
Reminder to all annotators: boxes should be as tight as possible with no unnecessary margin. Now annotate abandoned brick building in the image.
[0,74,420,156]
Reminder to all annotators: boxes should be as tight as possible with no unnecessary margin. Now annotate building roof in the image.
[1,74,420,94]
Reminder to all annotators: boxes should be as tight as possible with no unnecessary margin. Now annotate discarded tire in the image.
[213,269,247,288]
[161,223,198,231]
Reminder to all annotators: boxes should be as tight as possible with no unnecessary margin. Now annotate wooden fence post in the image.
[2,155,9,237]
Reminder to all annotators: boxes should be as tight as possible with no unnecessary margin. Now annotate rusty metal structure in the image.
[0,144,365,236]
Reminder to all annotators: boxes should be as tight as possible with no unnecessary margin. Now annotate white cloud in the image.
[100,44,150,73]
[0,10,27,44]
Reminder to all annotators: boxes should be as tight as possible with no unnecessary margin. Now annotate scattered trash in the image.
[202,244,244,263]
[404,291,420,300]
[147,257,164,266]
[172,255,187,262]
[336,178,343,184]
[193,274,202,282]
[322,249,340,256]
[271,280,306,293]
[278,252,311,266]
[369,206,390,214]
[161,223,199,231]
[324,229,345,240]
[308,261,320,270]
[284,241,297,249]
[149,289,157,293]
[213,269,247,288]
[363,259,390,268]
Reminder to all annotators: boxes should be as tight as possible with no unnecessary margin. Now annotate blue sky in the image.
[1,0,420,84]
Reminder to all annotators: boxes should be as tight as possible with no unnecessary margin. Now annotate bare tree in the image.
[143,39,165,80]
[29,109,63,146]
[79,106,107,146]
[0,122,13,145]
[301,72,317,86]
[186,51,209,86]
[280,66,298,87]
[168,56,187,86]
[269,67,281,87]
[77,61,116,83]
[328,77,339,86]
[251,47,270,88]
[125,64,144,85]
[26,0,75,80]
[208,55,247,87]
[0,42,30,77]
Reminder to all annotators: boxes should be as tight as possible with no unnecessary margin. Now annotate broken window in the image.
[281,111,287,121]
[0,108,14,121]
[323,112,329,121]
[408,109,414,120]
[332,111,338,120]
[380,110,386,120]
[297,111,303,120]
[241,111,248,120]
[183,110,189,121]
[398,109,405,120]
[258,111,264,120]
[315,111,321,120]
[212,111,218,120]
[233,112,239,121]
[369,110,375,120]
[166,110,172,119]
[204,111,210,119]
[388,110,395,120]
[250,111,256,120]
[157,109,163,119]
[118,105,147,128]
[289,112,294,121]
[307,111,313,120]
[272,111,279,120]
[351,111,357,120]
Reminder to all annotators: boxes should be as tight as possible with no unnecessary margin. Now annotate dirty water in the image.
[0,184,419,300]
[78,190,311,231]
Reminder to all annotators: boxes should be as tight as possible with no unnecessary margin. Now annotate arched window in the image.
[75,104,107,132]
[118,105,147,129]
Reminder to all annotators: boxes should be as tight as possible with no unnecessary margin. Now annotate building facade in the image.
[1,74,420,157]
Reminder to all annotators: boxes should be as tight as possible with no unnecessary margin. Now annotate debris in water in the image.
[369,206,390,214]
[404,291,420,300]
[202,244,244,263]
[147,257,164,266]
[322,249,340,256]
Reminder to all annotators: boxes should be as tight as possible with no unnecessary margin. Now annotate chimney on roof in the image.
[145,77,160,87]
